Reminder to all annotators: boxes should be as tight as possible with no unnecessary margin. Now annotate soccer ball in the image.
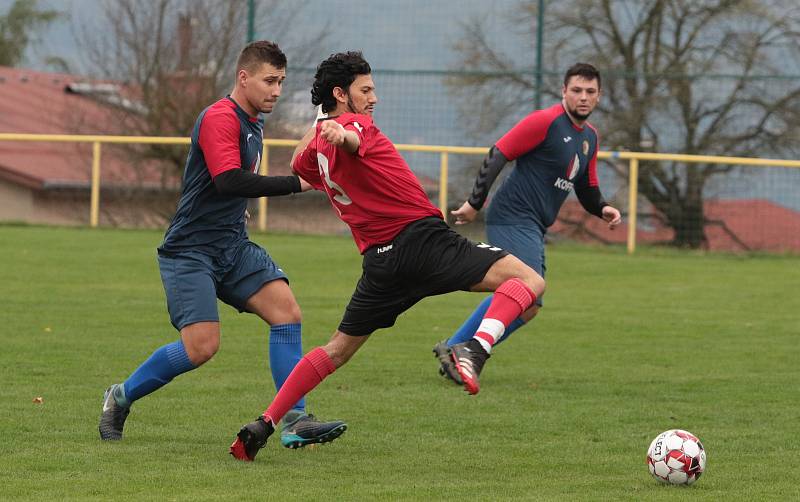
[646,429,706,485]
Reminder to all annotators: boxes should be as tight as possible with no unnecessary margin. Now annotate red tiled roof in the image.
[554,198,800,252]
[704,199,800,252]
[0,66,174,189]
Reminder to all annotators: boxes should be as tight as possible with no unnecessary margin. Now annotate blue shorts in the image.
[157,240,287,330]
[486,223,545,306]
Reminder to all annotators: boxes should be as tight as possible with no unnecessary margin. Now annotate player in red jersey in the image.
[230,51,546,461]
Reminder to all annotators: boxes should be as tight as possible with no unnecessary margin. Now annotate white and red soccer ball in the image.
[646,429,706,485]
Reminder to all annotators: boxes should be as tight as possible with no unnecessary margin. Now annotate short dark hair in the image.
[311,51,372,113]
[236,40,287,73]
[563,63,601,88]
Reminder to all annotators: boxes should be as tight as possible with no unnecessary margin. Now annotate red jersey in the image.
[292,113,442,253]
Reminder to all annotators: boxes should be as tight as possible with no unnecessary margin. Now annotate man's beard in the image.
[567,105,592,121]
[346,95,359,114]
[346,95,369,115]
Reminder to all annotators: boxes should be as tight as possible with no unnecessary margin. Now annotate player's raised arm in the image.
[319,119,360,153]
[197,96,303,199]
[213,169,304,198]
[451,145,509,225]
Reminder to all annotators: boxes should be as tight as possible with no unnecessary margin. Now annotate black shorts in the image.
[338,217,508,336]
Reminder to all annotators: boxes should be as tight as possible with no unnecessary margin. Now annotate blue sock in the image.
[269,323,305,412]
[447,295,527,347]
[497,316,526,345]
[121,340,196,405]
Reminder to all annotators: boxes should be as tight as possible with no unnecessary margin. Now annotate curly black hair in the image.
[311,51,372,113]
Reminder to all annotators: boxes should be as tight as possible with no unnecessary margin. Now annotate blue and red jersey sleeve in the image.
[585,122,600,188]
[198,106,241,178]
[495,104,562,161]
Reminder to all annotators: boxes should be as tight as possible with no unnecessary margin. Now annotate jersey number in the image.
[316,153,352,209]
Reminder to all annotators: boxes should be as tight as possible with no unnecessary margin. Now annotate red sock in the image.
[262,347,335,425]
[474,278,536,350]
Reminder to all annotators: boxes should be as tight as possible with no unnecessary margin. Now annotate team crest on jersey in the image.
[582,140,589,156]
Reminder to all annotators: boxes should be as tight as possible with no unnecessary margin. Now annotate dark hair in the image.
[563,63,601,88]
[236,40,287,73]
[311,51,372,113]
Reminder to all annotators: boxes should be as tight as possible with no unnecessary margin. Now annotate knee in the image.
[285,301,302,324]
[266,297,303,325]
[503,272,545,302]
[272,300,302,325]
[182,332,220,366]
[498,256,545,298]
[521,304,540,323]
[523,272,545,299]
[191,338,219,365]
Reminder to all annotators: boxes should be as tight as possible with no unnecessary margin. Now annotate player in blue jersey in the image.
[99,40,346,449]
[434,63,622,385]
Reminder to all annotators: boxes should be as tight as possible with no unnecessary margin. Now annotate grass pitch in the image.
[1,225,798,501]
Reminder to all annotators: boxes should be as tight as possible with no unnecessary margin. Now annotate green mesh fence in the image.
[4,0,800,252]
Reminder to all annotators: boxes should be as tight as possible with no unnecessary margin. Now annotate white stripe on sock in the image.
[477,318,505,341]
[475,337,492,354]
[474,318,505,353]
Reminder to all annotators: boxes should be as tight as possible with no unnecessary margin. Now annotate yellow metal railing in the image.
[595,150,800,253]
[2,132,800,254]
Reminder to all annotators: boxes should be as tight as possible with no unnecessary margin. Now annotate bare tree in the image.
[448,0,800,248]
[75,0,327,175]
[0,0,59,66]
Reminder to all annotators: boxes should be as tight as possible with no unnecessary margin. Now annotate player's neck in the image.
[330,104,353,117]
[229,90,258,118]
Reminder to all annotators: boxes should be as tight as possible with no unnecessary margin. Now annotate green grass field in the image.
[1,225,798,501]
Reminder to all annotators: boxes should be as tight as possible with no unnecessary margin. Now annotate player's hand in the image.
[320,119,346,146]
[451,201,479,225]
[244,209,251,224]
[602,205,622,230]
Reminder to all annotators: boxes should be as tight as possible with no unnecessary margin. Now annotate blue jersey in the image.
[486,103,600,230]
[159,97,263,255]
